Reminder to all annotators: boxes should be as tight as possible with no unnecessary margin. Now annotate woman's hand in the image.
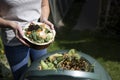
[40,0,54,30]
[41,18,54,30]
[7,21,30,46]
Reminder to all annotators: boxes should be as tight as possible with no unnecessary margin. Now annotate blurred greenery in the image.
[0,38,13,80]
[0,38,4,54]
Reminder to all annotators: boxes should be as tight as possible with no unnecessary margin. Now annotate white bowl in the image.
[23,22,56,49]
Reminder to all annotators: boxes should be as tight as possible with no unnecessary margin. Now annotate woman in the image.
[0,0,54,80]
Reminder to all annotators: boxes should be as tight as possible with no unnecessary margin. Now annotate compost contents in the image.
[38,49,93,72]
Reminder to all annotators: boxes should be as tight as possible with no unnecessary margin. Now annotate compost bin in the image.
[20,50,112,80]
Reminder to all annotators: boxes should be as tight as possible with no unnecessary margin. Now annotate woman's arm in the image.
[40,0,54,29]
[40,0,50,21]
[0,17,29,46]
[0,18,12,27]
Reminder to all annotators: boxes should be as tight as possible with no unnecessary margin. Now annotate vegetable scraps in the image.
[24,23,54,44]
[38,49,94,72]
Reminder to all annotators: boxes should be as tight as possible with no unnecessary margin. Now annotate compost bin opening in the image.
[20,50,112,80]
[37,49,94,72]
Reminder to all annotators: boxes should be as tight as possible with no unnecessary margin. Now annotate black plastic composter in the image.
[20,50,112,80]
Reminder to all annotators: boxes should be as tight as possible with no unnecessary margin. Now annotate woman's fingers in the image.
[44,20,54,30]
[16,35,30,47]
[41,18,54,30]
[15,26,30,47]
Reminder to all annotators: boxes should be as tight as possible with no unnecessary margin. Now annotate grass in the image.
[97,58,120,80]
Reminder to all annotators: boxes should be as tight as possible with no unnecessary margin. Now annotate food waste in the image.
[24,23,54,44]
[38,49,94,72]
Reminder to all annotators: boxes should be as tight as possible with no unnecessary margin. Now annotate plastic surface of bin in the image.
[20,50,112,80]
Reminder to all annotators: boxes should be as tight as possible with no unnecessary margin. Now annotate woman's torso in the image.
[0,0,42,46]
